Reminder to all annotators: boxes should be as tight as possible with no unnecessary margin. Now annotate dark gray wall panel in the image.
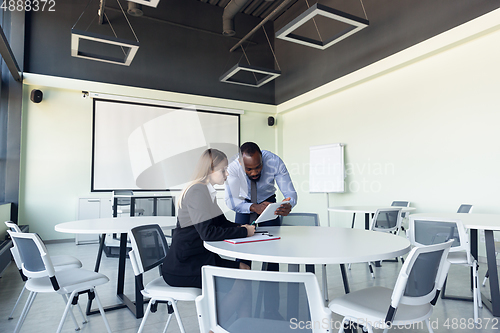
[274,0,500,104]
[24,0,276,104]
[0,9,24,222]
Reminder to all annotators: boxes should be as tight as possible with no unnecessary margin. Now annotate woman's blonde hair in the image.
[178,148,227,208]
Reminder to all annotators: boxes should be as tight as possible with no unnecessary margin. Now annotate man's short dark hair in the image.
[240,142,261,156]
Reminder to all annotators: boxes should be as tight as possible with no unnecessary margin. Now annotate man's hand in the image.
[250,201,271,215]
[274,197,292,216]
[241,224,256,236]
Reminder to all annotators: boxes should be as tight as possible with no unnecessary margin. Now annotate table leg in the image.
[351,213,356,228]
[117,233,127,295]
[440,229,476,303]
[87,233,143,318]
[471,229,478,290]
[116,232,144,318]
[287,264,300,320]
[483,230,500,316]
[322,264,328,303]
[86,234,107,315]
[366,213,382,268]
[94,233,106,272]
[340,264,350,294]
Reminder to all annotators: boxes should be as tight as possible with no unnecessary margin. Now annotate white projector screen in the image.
[92,99,240,191]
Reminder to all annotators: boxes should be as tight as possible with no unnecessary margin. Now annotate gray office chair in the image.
[330,240,453,333]
[391,200,410,233]
[280,213,329,302]
[4,221,83,322]
[371,208,403,233]
[280,212,319,272]
[408,216,481,323]
[349,208,403,278]
[8,231,112,333]
[196,266,331,333]
[457,204,473,213]
[370,208,403,278]
[128,224,201,333]
[391,200,410,207]
[113,190,133,216]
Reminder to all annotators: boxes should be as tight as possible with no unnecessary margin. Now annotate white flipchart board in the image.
[309,143,345,193]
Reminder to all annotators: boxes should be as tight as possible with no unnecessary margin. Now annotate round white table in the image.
[206,226,410,318]
[410,213,500,317]
[55,216,177,318]
[328,205,416,229]
[205,226,410,265]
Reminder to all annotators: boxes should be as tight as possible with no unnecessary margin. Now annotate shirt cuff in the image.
[240,202,253,214]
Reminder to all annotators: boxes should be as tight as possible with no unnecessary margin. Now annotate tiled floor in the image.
[0,240,499,333]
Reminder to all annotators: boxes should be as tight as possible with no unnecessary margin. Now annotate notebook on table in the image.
[224,233,280,244]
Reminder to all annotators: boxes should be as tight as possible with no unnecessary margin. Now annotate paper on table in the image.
[224,233,280,244]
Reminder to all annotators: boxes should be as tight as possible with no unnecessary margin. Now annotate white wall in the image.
[20,75,276,240]
[276,12,500,256]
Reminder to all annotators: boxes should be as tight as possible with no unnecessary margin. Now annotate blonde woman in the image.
[162,148,255,288]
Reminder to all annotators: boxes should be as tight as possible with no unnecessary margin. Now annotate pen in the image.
[250,220,257,225]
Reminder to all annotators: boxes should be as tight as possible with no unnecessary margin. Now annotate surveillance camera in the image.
[82,91,89,98]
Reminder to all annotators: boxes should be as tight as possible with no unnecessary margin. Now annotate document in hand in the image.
[224,233,280,244]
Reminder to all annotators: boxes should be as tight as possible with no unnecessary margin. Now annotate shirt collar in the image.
[207,183,217,202]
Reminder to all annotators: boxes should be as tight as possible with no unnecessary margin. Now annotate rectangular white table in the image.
[55,216,177,318]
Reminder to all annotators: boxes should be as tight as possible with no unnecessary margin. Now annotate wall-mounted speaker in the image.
[30,89,43,103]
[268,116,275,126]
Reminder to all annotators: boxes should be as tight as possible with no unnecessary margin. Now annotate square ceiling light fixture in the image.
[127,0,160,7]
[220,64,281,88]
[276,3,369,50]
[71,29,139,66]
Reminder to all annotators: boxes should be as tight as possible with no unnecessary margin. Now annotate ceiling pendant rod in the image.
[241,45,259,84]
[229,0,293,53]
[72,0,95,29]
[262,25,280,71]
[115,0,140,42]
[360,0,368,19]
[98,0,106,25]
[305,0,322,42]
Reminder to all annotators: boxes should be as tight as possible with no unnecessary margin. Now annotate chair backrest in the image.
[457,204,473,213]
[113,190,133,206]
[196,266,331,333]
[408,216,469,257]
[5,222,25,275]
[280,212,319,227]
[391,201,410,218]
[391,201,410,207]
[386,240,453,326]
[371,208,402,233]
[128,224,169,276]
[7,231,58,283]
[5,221,22,233]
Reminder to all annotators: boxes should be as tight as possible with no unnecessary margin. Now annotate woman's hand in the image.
[242,224,256,236]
